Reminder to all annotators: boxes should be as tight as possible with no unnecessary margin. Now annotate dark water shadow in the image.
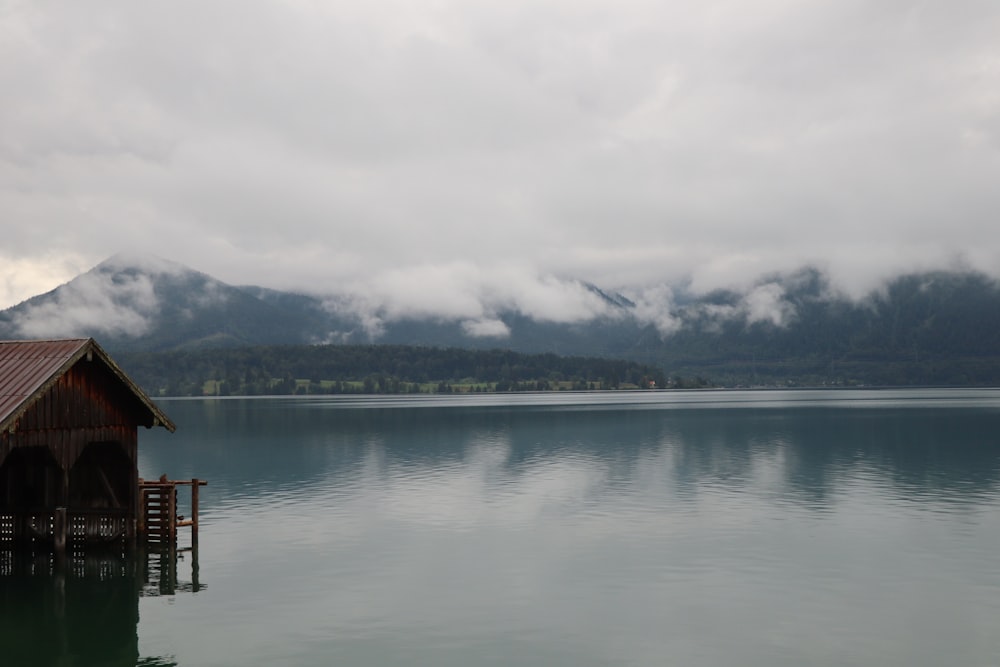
[0,547,202,667]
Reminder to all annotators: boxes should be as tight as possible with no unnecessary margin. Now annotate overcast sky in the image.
[3,0,999,313]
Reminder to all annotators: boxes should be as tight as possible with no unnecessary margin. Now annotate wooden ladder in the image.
[139,478,206,549]
[141,483,177,547]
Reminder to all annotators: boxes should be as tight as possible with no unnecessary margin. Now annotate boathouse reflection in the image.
[0,548,201,667]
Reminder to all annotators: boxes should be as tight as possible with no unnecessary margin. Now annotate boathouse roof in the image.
[0,337,175,433]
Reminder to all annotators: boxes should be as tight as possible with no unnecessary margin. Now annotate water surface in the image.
[6,389,1000,665]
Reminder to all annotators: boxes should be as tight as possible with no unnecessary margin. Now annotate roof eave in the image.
[86,339,177,433]
[0,338,176,434]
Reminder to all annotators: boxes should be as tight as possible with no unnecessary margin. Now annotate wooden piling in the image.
[167,484,177,547]
[136,487,146,537]
[191,478,200,549]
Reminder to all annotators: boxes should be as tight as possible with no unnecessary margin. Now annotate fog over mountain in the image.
[0,254,827,346]
[5,254,1000,386]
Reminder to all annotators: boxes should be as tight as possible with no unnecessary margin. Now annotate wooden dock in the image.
[138,477,207,550]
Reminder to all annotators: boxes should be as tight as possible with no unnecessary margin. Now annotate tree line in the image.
[622,269,1000,387]
[116,344,680,397]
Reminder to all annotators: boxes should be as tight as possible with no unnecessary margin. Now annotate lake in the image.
[4,389,1000,666]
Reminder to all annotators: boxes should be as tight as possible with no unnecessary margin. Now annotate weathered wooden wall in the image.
[0,358,143,545]
[0,361,139,471]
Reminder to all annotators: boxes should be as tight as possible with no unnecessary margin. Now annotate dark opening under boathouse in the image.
[0,338,175,550]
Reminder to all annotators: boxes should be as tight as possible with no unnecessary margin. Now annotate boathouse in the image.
[0,338,174,548]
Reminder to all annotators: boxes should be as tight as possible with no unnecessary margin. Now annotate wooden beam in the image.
[96,466,122,508]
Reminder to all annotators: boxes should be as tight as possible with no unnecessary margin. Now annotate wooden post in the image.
[191,542,201,593]
[159,547,177,596]
[167,485,177,548]
[191,478,199,549]
[136,486,145,538]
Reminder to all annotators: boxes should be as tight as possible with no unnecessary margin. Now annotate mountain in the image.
[649,269,1000,385]
[4,254,1000,386]
[0,254,646,356]
[0,255,338,351]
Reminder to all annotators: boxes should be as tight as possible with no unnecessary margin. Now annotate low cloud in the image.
[14,270,159,339]
[301,255,825,341]
[621,277,801,338]
[2,251,978,348]
[6,254,237,339]
[461,317,511,338]
[682,280,799,332]
[741,283,795,327]
[321,263,618,337]
[101,252,189,277]
[623,284,683,338]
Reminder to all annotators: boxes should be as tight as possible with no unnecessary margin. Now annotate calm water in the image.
[5,389,1000,666]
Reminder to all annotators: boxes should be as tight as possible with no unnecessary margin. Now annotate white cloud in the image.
[620,275,804,337]
[623,284,682,338]
[13,269,158,338]
[461,317,511,338]
[321,262,616,333]
[1,0,998,313]
[741,283,795,327]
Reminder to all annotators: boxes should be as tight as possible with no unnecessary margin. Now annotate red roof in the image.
[0,338,174,433]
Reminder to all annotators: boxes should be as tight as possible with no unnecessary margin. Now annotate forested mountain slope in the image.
[3,255,1000,386]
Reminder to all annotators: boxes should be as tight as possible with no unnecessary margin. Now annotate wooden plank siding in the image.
[0,338,174,549]
[0,361,139,473]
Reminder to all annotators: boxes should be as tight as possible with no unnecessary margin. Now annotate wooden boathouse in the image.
[0,338,179,550]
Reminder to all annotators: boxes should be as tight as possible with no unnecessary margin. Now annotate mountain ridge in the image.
[4,254,1000,386]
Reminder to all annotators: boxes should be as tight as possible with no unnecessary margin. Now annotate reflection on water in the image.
[147,393,1000,514]
[5,390,1000,666]
[0,547,200,667]
[0,552,141,667]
